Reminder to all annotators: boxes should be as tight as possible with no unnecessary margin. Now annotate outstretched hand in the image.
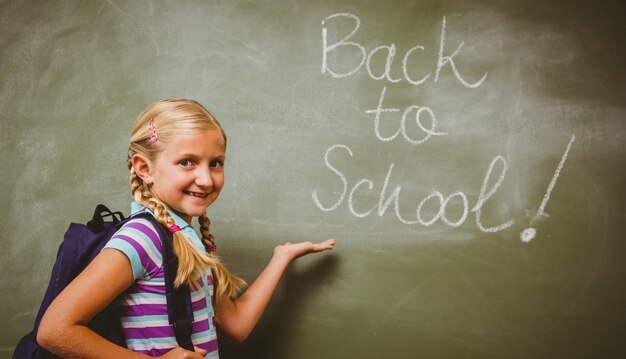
[213,239,336,342]
[273,239,336,262]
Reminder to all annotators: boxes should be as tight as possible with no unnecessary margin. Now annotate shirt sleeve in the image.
[103,217,164,281]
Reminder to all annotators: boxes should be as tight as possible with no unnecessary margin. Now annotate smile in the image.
[184,190,209,198]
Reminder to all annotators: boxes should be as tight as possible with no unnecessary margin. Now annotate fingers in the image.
[318,239,336,249]
[274,239,336,259]
[282,240,334,248]
[303,239,335,250]
[312,239,336,252]
[194,346,208,356]
[160,347,206,358]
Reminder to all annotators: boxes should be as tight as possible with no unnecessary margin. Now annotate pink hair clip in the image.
[149,118,159,142]
[168,225,181,234]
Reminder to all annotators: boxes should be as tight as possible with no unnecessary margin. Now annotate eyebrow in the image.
[176,152,225,159]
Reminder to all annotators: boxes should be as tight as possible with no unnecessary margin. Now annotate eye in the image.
[210,159,224,168]
[179,159,195,167]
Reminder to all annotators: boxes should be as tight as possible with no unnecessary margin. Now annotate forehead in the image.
[163,129,226,157]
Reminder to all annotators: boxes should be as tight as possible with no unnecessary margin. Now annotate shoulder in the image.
[104,216,165,279]
[121,215,161,236]
[112,216,163,246]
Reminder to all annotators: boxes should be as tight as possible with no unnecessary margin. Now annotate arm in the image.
[37,249,207,359]
[37,249,147,358]
[214,239,336,343]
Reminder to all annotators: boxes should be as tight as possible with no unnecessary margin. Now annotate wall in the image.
[1,0,625,358]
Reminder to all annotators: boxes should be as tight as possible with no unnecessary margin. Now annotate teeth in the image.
[186,191,207,197]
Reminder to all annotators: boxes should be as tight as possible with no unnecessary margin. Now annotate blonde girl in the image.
[37,99,335,358]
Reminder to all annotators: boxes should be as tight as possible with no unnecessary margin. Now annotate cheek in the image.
[212,173,225,191]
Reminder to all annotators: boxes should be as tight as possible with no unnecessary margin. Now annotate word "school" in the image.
[312,144,514,233]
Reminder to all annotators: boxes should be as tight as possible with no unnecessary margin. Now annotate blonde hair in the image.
[127,98,245,300]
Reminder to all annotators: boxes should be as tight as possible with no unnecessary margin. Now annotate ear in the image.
[131,153,154,185]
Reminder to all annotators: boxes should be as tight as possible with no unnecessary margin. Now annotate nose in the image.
[195,166,213,190]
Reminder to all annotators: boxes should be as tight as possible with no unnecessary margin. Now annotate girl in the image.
[37,99,335,358]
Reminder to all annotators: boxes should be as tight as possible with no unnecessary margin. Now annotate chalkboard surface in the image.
[1,0,625,358]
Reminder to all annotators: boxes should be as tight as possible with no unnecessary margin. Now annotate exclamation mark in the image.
[520,134,576,242]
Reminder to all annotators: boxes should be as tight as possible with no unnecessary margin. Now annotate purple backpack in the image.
[13,205,194,358]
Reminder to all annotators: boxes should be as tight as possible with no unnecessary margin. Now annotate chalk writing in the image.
[321,13,488,87]
[365,86,447,145]
[314,12,574,239]
[312,145,513,232]
[521,135,576,242]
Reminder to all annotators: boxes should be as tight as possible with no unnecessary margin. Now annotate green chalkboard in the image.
[1,0,625,358]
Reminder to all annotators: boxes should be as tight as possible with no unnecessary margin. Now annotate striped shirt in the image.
[104,203,219,358]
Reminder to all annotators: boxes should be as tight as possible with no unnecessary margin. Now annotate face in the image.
[142,129,226,224]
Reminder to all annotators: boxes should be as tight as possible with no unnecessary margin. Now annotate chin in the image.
[188,210,207,218]
[186,206,210,217]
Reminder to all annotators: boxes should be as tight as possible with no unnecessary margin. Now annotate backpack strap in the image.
[88,204,125,232]
[130,213,195,352]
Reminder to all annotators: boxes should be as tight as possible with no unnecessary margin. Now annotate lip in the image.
[184,190,209,198]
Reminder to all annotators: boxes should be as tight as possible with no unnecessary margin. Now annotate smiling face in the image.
[142,129,226,224]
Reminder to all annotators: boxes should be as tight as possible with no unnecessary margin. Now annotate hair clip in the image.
[149,118,159,142]
[168,225,182,234]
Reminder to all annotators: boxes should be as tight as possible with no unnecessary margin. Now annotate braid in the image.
[129,168,218,290]
[198,214,215,249]
[199,214,246,301]
[129,168,152,207]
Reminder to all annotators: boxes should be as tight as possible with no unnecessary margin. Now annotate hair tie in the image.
[169,225,181,234]
[207,243,217,252]
[149,118,159,142]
